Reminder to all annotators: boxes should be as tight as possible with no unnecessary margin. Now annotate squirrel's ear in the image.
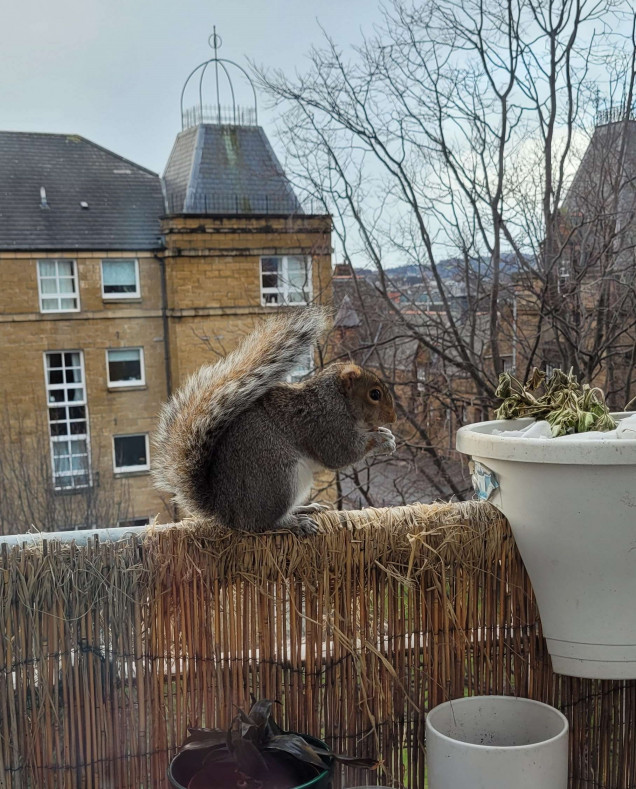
[340,363,363,392]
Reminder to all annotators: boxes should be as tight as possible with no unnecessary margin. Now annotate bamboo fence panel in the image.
[0,501,633,788]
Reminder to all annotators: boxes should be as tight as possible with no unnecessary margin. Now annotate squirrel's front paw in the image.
[366,426,397,456]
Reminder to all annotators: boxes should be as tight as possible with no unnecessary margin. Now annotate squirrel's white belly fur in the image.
[293,456,322,509]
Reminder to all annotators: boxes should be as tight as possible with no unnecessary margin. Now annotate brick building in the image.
[0,118,331,532]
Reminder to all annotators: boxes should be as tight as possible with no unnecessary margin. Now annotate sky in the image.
[1,0,385,175]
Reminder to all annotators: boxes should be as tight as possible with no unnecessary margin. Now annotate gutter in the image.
[154,250,172,398]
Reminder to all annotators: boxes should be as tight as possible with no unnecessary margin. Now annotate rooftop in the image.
[162,124,303,216]
[0,131,164,251]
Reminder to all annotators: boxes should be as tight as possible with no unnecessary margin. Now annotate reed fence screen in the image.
[0,501,634,788]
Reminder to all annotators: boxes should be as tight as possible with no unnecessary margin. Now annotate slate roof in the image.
[0,132,164,250]
[563,119,636,219]
[163,124,302,215]
[334,294,362,328]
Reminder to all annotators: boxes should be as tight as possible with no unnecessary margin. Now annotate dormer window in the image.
[101,259,140,299]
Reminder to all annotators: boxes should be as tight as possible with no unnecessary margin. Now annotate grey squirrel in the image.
[152,308,397,534]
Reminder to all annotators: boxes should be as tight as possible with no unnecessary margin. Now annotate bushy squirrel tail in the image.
[152,307,329,514]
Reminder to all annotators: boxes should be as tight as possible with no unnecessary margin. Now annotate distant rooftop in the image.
[595,104,636,128]
[0,132,164,251]
[563,117,636,217]
[334,294,361,328]
[162,124,303,216]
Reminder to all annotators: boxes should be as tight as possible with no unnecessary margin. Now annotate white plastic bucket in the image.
[426,695,569,789]
[456,412,636,679]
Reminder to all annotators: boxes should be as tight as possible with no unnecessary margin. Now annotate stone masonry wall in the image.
[0,250,170,527]
[0,213,333,531]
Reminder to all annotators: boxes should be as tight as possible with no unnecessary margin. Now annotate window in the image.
[44,351,90,489]
[416,364,428,392]
[101,259,140,299]
[37,260,79,312]
[286,346,314,383]
[545,362,559,378]
[106,348,145,388]
[118,516,150,528]
[260,256,312,305]
[113,434,149,473]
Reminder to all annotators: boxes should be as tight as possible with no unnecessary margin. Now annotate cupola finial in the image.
[180,29,258,129]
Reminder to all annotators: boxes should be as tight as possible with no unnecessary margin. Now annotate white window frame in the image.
[37,259,80,313]
[545,362,559,378]
[286,345,314,383]
[101,259,140,300]
[105,347,145,388]
[260,255,312,306]
[112,433,150,474]
[43,350,91,490]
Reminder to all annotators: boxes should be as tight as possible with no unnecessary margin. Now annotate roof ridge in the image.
[77,136,159,178]
[0,130,159,178]
[0,130,74,138]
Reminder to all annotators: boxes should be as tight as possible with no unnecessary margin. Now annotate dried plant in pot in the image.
[168,700,377,789]
[457,367,636,679]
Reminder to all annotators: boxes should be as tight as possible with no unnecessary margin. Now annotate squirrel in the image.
[152,307,397,535]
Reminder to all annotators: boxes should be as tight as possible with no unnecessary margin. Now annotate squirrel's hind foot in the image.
[275,513,320,536]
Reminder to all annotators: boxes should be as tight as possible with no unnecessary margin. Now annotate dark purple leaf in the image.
[263,735,329,769]
[266,716,284,737]
[239,721,260,741]
[236,709,252,724]
[185,727,225,741]
[233,738,270,777]
[249,699,285,738]
[295,742,377,768]
[180,728,228,751]
[331,753,379,768]
[248,699,276,727]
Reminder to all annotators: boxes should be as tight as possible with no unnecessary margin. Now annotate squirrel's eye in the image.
[369,389,382,401]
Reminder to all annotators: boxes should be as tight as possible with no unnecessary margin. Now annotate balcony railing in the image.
[0,502,632,788]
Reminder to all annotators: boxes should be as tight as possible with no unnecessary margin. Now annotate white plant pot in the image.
[457,412,636,678]
[426,695,569,789]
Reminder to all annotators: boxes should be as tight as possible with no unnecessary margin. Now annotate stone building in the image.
[0,114,331,532]
[510,114,636,406]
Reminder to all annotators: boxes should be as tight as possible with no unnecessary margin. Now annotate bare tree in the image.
[0,404,131,535]
[255,0,636,499]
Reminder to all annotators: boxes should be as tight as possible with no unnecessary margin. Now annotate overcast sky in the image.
[1,0,385,174]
